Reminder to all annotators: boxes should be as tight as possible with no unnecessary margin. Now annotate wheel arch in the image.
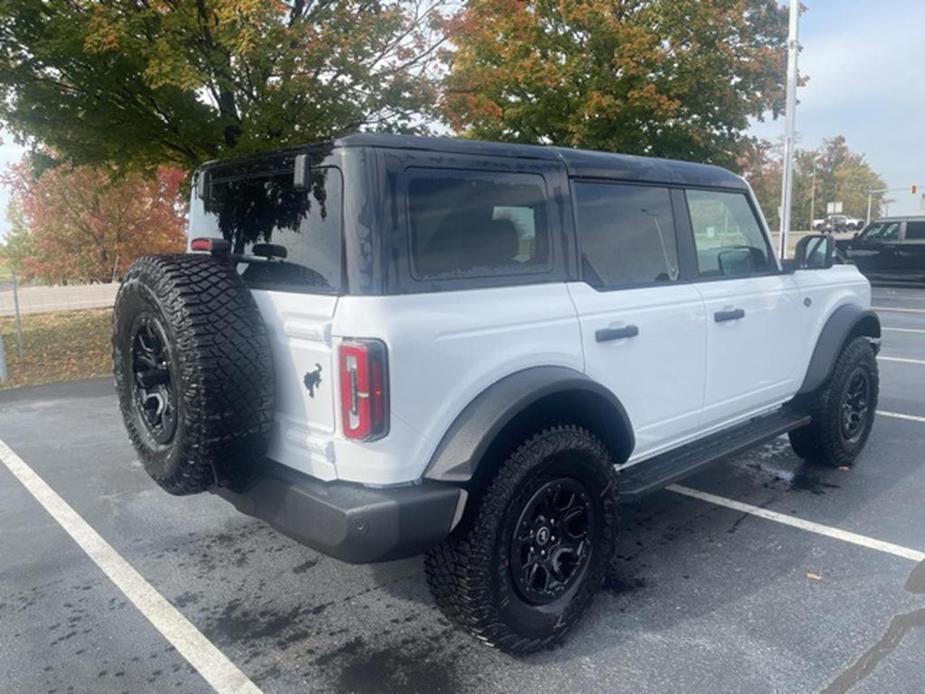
[423,366,634,485]
[798,304,881,396]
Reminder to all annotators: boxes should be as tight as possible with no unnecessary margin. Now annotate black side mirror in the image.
[794,233,835,270]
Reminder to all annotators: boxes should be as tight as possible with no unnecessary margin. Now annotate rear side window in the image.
[686,189,773,277]
[905,221,925,240]
[192,161,343,294]
[574,182,680,288]
[406,169,550,280]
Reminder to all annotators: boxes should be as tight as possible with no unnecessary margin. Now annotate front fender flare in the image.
[423,366,634,483]
[798,305,881,395]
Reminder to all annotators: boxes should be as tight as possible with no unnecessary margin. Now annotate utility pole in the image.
[777,0,800,258]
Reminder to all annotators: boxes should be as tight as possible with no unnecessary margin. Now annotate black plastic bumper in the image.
[213,460,465,564]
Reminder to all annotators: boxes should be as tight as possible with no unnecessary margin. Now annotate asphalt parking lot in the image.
[2,285,924,694]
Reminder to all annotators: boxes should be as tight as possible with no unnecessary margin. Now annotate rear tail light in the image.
[339,339,389,441]
[190,237,231,260]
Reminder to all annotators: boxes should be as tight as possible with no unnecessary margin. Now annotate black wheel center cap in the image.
[536,526,550,546]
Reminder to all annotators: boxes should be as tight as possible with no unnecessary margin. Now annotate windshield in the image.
[190,156,343,294]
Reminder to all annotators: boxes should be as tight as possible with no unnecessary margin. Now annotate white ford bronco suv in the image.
[113,134,880,654]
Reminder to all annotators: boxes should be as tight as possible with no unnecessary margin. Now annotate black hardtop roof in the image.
[873,215,925,222]
[199,133,747,191]
[335,133,747,190]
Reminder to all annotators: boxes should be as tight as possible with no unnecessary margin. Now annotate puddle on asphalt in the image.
[822,559,925,694]
[905,559,925,595]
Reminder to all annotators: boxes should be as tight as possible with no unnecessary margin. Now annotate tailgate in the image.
[251,289,339,481]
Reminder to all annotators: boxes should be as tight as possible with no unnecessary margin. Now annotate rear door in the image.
[190,160,344,480]
[898,220,925,279]
[568,181,707,461]
[683,188,805,429]
[843,220,903,277]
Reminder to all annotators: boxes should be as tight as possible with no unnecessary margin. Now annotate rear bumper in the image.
[213,460,465,564]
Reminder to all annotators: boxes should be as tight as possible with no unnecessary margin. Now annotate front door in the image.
[683,188,805,429]
[568,181,707,461]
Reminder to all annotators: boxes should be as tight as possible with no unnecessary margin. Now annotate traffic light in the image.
[914,185,918,195]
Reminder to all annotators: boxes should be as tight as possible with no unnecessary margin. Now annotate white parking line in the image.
[0,438,261,694]
[873,306,925,314]
[668,484,925,563]
[883,327,925,335]
[878,355,925,366]
[878,410,925,424]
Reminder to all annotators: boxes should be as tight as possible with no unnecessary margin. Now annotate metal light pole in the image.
[809,154,820,230]
[778,0,800,258]
[11,269,24,358]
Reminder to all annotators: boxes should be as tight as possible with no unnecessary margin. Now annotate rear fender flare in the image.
[423,366,634,483]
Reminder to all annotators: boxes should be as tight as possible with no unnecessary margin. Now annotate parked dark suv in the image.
[837,215,925,284]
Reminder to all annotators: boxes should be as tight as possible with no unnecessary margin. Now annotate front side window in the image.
[574,182,679,288]
[406,169,550,280]
[905,221,925,240]
[191,160,343,294]
[686,189,773,277]
[863,221,901,241]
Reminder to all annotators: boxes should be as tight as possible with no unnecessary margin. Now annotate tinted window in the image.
[407,170,550,280]
[686,189,773,276]
[905,221,925,240]
[191,162,343,293]
[574,182,679,288]
[863,221,901,241]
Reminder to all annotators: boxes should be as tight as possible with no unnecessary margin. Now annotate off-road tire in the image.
[113,254,274,495]
[788,336,878,467]
[424,426,619,655]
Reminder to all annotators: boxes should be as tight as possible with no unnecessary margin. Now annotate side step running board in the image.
[618,409,811,503]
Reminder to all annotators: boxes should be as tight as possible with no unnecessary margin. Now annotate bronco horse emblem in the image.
[303,363,323,398]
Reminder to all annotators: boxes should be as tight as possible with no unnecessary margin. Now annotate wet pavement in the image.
[1,285,924,693]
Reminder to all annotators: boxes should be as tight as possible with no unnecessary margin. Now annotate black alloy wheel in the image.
[511,478,594,605]
[840,368,871,443]
[130,313,177,446]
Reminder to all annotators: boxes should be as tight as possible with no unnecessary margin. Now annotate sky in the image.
[748,0,925,216]
[2,0,924,238]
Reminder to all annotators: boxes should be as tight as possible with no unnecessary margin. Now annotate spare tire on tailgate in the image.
[112,254,274,495]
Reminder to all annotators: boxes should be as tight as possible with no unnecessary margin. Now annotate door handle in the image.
[595,324,639,342]
[714,308,745,322]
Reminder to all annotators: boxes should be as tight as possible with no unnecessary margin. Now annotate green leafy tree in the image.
[442,0,789,166]
[792,136,885,227]
[736,135,885,231]
[738,137,782,228]
[0,0,448,171]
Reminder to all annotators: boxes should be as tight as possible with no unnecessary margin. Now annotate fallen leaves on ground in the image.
[0,308,112,389]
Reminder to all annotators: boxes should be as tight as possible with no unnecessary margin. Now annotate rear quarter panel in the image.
[330,286,583,484]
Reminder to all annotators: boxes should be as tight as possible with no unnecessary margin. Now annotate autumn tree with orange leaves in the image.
[442,0,790,167]
[3,162,186,284]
